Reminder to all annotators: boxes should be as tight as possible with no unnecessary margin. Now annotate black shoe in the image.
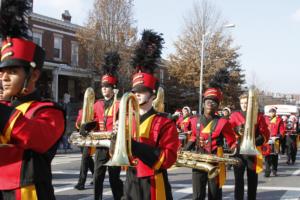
[292,161,295,165]
[272,170,277,176]
[90,180,93,185]
[74,184,85,190]
[286,160,291,165]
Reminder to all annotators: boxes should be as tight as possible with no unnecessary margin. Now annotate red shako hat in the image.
[0,0,45,70]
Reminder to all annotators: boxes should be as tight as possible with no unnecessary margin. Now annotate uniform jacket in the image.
[188,115,236,153]
[75,98,119,159]
[264,116,285,137]
[229,111,270,173]
[0,91,65,190]
[176,115,191,133]
[133,108,180,178]
[229,111,270,144]
[76,98,119,132]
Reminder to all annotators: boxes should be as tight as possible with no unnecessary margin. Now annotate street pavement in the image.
[53,149,300,200]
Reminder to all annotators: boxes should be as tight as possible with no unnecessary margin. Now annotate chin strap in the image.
[17,67,33,98]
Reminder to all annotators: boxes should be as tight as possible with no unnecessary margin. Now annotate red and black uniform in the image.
[262,116,284,176]
[229,111,269,200]
[176,115,192,147]
[76,98,123,200]
[285,117,298,164]
[185,115,236,200]
[93,98,123,200]
[176,115,192,132]
[0,90,65,200]
[124,108,180,200]
[125,29,179,200]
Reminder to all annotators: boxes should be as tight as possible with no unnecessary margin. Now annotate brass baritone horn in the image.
[239,87,260,155]
[152,86,164,112]
[81,87,95,125]
[68,87,113,148]
[107,92,140,166]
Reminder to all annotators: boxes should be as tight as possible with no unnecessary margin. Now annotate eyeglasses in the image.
[204,99,218,106]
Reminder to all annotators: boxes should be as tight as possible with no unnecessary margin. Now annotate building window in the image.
[54,36,62,60]
[71,41,79,66]
[33,32,42,46]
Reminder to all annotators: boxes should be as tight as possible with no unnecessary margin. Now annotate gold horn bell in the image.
[239,87,260,155]
[107,92,140,166]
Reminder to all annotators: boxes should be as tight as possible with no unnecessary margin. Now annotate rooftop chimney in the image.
[62,10,71,23]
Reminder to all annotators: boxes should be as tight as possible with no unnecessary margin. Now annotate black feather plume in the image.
[208,68,230,90]
[0,0,32,39]
[132,29,164,74]
[102,51,120,76]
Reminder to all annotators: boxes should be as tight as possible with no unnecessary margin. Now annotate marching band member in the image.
[0,1,66,199]
[124,30,180,200]
[177,106,192,147]
[185,79,237,200]
[78,52,123,200]
[262,107,285,177]
[281,115,288,155]
[285,115,298,165]
[222,107,231,119]
[229,93,269,200]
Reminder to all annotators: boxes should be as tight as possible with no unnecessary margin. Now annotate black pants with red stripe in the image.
[192,168,222,200]
[233,155,258,200]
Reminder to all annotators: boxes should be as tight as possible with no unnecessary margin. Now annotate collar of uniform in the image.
[104,97,113,109]
[239,110,246,118]
[200,114,218,126]
[11,89,41,107]
[140,107,156,124]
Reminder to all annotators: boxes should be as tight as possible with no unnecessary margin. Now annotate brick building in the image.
[29,10,95,103]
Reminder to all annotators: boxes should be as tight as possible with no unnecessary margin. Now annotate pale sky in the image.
[34,0,300,94]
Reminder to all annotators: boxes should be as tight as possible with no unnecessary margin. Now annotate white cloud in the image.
[291,8,300,22]
[33,0,93,25]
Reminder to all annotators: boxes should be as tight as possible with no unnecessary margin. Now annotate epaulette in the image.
[40,100,64,110]
[156,112,172,119]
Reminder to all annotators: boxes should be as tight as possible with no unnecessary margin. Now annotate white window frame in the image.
[53,34,63,60]
[32,29,43,46]
[71,41,79,67]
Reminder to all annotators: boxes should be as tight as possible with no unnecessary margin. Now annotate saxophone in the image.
[176,151,240,179]
[68,87,113,148]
